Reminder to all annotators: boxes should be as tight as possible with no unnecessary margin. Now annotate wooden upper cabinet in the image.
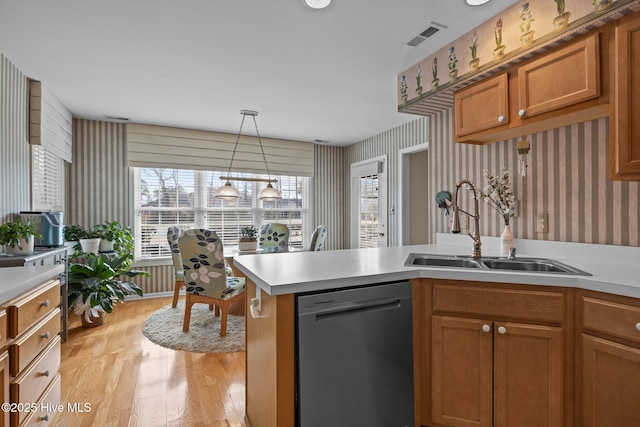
[518,35,600,118]
[454,73,509,138]
[453,31,608,145]
[611,11,640,180]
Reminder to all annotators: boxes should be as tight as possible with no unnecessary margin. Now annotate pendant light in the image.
[216,110,282,200]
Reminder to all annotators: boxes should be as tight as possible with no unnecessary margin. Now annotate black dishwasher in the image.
[296,280,414,427]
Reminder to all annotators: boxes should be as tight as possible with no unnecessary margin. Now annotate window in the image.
[32,145,65,211]
[133,167,311,261]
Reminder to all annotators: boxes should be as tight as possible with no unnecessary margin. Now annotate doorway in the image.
[399,143,429,245]
[350,156,387,248]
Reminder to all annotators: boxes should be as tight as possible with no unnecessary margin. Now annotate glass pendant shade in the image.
[258,183,282,201]
[304,0,331,9]
[217,180,241,199]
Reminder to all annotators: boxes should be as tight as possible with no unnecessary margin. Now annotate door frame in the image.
[350,155,387,248]
[398,143,429,246]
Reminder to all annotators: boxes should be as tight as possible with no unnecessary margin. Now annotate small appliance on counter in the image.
[19,211,65,247]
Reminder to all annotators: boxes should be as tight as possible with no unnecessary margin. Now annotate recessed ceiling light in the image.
[304,0,332,9]
[466,0,491,5]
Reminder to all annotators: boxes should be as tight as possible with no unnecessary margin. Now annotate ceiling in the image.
[0,0,519,146]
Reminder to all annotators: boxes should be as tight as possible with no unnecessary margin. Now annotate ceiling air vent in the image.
[103,115,130,122]
[406,21,448,47]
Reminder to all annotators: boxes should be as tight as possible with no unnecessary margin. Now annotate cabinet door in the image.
[518,34,599,117]
[583,334,640,427]
[432,316,492,427]
[0,351,8,427]
[454,73,509,138]
[612,12,640,180]
[493,322,564,427]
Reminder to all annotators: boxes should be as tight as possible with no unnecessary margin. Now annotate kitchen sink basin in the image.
[409,255,483,269]
[405,253,591,276]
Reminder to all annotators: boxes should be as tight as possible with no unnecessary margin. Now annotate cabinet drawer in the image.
[583,296,640,343]
[14,373,61,427]
[8,280,60,339]
[433,283,564,323]
[9,310,60,377]
[0,310,7,349]
[11,336,60,409]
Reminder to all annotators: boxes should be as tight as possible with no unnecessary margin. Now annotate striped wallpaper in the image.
[314,144,349,249]
[0,53,30,222]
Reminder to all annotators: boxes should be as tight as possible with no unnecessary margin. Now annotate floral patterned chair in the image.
[178,229,245,337]
[308,225,327,251]
[167,226,186,308]
[259,223,290,253]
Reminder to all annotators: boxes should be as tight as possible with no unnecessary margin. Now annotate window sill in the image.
[132,258,172,268]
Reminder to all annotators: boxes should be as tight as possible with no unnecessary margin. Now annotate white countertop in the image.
[0,265,65,304]
[233,233,640,298]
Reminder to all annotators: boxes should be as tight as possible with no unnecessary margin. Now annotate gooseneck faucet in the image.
[451,179,482,258]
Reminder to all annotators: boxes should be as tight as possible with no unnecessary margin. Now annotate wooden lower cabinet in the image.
[414,279,573,427]
[432,316,563,427]
[1,351,9,427]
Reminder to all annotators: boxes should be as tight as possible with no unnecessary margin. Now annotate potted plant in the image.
[0,218,42,255]
[94,221,134,254]
[78,228,101,255]
[553,0,570,31]
[239,225,258,251]
[64,224,84,248]
[448,47,458,82]
[68,253,148,327]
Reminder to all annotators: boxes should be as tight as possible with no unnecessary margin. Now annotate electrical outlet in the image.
[536,213,548,233]
[512,200,520,218]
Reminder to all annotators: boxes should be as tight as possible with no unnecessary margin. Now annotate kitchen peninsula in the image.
[235,234,640,427]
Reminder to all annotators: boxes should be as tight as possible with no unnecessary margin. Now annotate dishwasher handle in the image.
[314,298,403,322]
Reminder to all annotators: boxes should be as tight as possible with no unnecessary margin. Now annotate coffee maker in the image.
[19,211,65,247]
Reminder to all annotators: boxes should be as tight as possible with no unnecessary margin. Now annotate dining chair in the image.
[167,226,185,308]
[259,223,290,253]
[178,229,246,337]
[308,225,327,251]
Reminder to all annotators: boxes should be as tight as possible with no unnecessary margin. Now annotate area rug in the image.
[142,301,245,353]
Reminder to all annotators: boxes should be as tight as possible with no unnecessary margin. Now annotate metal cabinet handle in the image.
[41,370,50,377]
[482,324,491,333]
[42,300,50,308]
[498,115,506,123]
[42,332,51,339]
[518,109,526,118]
[636,322,640,332]
[498,326,507,335]
[41,415,49,422]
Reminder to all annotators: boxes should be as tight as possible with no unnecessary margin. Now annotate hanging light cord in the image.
[226,112,248,177]
[250,113,273,181]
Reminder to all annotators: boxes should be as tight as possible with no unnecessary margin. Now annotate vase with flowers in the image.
[480,168,517,255]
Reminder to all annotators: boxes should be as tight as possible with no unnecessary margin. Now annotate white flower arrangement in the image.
[481,168,516,225]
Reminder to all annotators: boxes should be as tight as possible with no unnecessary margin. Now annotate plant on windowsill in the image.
[0,218,42,255]
[68,253,148,327]
[239,225,258,251]
[94,221,134,256]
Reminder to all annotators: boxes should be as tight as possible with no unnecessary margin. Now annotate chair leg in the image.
[215,305,220,317]
[183,294,193,332]
[219,302,229,337]
[209,304,214,311]
[172,280,183,308]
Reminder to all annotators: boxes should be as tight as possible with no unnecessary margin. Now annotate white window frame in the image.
[31,145,65,212]
[132,167,312,264]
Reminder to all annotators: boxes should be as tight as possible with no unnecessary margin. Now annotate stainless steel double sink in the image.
[405,253,591,276]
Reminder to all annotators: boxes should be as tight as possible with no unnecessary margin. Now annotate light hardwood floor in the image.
[56,296,246,427]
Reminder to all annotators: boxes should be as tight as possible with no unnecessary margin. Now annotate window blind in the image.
[126,123,314,177]
[32,145,64,211]
[29,80,73,163]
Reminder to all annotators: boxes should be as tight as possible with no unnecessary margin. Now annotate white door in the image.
[350,157,387,248]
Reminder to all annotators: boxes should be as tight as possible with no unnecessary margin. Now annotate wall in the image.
[0,53,30,222]
[425,108,640,246]
[347,117,431,247]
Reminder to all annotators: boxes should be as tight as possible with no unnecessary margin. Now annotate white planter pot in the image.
[5,236,35,255]
[99,239,115,252]
[239,239,257,251]
[79,238,101,255]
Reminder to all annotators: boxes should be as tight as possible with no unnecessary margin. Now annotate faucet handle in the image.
[508,247,517,260]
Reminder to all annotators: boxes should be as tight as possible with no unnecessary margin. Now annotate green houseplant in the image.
[68,253,148,327]
[0,217,42,255]
[78,227,101,255]
[239,225,258,251]
[94,221,134,255]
